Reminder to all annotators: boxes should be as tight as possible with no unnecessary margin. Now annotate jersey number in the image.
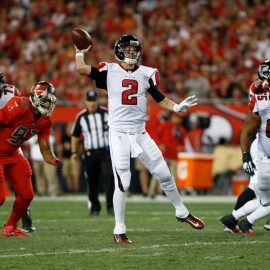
[122,79,138,105]
[8,126,39,145]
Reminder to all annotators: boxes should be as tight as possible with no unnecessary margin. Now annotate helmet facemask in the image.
[114,35,142,65]
[29,81,57,116]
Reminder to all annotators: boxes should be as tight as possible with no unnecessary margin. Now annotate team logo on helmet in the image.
[29,81,57,116]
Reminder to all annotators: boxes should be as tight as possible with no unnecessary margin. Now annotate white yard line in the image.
[0,240,268,259]
[5,195,238,203]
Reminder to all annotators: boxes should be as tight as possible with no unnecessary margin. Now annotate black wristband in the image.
[242,152,251,162]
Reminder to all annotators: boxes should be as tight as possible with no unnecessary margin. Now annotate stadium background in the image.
[0,0,269,195]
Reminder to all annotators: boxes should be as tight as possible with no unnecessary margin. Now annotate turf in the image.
[0,197,270,270]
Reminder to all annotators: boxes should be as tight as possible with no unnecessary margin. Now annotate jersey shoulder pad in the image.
[139,64,158,76]
[96,62,108,71]
[249,80,268,96]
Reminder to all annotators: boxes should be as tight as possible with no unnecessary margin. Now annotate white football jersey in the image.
[97,63,159,133]
[250,92,270,156]
[0,83,20,108]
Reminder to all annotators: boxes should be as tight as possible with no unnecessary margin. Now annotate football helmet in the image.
[29,81,57,116]
[114,35,142,65]
[258,59,270,82]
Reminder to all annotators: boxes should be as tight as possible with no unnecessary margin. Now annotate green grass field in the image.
[1,196,270,270]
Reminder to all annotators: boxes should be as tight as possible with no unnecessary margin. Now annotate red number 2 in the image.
[122,79,138,105]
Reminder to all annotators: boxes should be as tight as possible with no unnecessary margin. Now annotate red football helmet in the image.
[29,81,56,115]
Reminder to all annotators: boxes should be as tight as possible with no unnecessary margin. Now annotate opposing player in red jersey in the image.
[0,72,36,233]
[0,81,62,237]
[221,60,270,234]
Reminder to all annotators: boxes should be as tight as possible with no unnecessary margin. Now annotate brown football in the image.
[72,28,93,50]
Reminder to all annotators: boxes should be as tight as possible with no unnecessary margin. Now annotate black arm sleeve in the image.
[89,67,108,90]
[72,116,82,137]
[147,78,165,103]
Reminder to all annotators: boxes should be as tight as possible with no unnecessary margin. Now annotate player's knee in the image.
[150,159,171,182]
[116,170,131,192]
[261,201,270,207]
[18,190,34,202]
[159,177,176,191]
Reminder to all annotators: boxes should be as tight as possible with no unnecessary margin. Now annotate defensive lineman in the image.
[0,72,35,232]
[75,35,205,243]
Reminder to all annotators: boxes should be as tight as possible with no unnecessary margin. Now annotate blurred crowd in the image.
[1,0,270,105]
[1,0,268,196]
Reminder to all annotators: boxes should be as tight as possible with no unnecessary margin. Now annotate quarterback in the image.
[75,34,205,244]
[0,81,62,237]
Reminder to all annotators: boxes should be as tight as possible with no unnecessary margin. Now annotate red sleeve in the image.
[0,97,27,125]
[248,96,257,112]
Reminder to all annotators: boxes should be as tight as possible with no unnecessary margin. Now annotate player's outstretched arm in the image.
[240,112,260,176]
[75,45,92,76]
[158,95,198,112]
[38,139,62,170]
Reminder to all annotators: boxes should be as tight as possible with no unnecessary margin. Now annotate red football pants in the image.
[0,155,34,226]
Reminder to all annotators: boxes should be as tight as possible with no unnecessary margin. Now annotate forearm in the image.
[240,112,260,154]
[38,138,59,165]
[75,53,92,76]
[240,131,255,154]
[40,148,57,165]
[71,136,80,154]
[158,97,175,111]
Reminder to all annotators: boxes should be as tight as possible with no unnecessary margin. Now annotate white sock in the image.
[233,199,260,220]
[113,189,126,234]
[247,205,270,224]
[164,189,189,218]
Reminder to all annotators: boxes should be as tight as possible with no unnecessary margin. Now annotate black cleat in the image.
[220,214,239,233]
[177,213,205,230]
[238,218,255,235]
[21,209,36,233]
[114,234,132,244]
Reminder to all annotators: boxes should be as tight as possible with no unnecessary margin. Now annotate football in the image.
[72,28,93,51]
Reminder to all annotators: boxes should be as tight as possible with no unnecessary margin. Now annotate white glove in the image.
[75,45,92,54]
[173,95,198,112]
[242,152,256,176]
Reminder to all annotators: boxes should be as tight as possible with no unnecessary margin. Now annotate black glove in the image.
[242,152,256,176]
[55,159,63,173]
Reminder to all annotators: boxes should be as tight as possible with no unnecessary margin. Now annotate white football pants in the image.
[109,129,188,234]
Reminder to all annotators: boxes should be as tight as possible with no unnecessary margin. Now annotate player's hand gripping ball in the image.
[72,28,93,52]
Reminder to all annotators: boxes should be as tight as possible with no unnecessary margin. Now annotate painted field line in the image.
[0,240,268,259]
[5,195,238,204]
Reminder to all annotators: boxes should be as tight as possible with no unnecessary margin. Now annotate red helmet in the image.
[29,81,56,115]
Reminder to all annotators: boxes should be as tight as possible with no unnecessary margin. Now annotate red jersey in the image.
[0,96,52,163]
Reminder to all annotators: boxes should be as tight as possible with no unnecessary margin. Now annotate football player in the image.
[221,60,270,235]
[0,72,36,233]
[75,34,205,244]
[0,81,62,237]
